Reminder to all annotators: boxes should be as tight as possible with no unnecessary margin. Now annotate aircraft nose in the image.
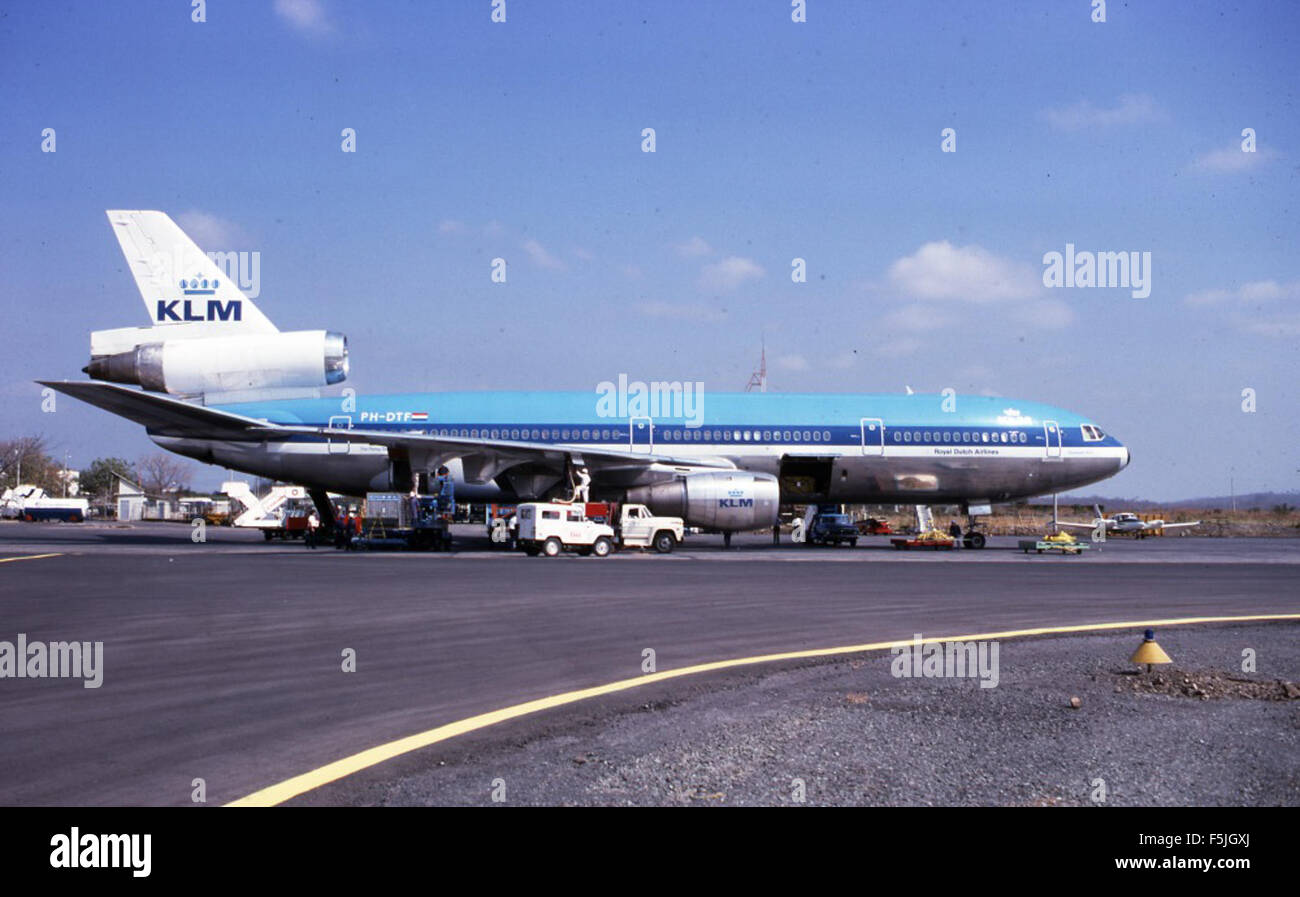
[1120,445,1130,469]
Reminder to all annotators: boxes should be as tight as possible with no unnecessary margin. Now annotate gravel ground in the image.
[303,621,1300,806]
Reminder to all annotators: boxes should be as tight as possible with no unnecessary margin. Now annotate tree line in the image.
[1,435,194,502]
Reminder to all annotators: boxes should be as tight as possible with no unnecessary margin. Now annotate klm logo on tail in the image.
[180,277,217,296]
[156,299,242,322]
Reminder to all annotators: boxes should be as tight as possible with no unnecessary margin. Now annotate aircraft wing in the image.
[1054,520,1098,530]
[1156,521,1200,529]
[259,423,737,477]
[38,380,736,479]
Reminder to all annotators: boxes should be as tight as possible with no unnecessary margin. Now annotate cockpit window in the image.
[1081,424,1105,442]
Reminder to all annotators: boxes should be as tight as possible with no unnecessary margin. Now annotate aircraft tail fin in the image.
[105,210,277,335]
[1093,503,1104,520]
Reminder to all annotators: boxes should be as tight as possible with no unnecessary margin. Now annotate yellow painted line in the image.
[227,612,1300,807]
[0,553,63,564]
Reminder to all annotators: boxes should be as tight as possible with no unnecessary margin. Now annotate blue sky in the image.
[1,0,1297,500]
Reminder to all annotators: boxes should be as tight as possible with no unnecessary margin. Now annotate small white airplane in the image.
[1057,504,1200,539]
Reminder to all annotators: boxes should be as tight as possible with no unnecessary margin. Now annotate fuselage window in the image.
[893,432,901,443]
[763,430,772,441]
[823,430,831,441]
[783,431,791,441]
[923,431,931,443]
[903,431,912,443]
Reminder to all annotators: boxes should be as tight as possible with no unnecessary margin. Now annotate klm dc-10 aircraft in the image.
[42,212,1130,546]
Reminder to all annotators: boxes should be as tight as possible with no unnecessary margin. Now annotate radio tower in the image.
[745,340,767,393]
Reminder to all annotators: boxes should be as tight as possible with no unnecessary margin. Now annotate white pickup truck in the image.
[516,501,684,557]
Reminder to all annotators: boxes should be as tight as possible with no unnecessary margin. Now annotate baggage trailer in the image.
[348,489,455,551]
[890,534,956,550]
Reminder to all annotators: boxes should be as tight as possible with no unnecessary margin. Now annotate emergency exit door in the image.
[860,418,884,455]
[328,415,352,454]
[629,416,653,452]
[1043,420,1062,460]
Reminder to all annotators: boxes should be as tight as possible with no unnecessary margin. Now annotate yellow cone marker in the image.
[1130,628,1172,672]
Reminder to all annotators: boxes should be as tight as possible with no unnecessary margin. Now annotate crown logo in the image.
[179,276,218,295]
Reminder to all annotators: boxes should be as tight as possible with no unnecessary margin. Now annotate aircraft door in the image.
[860,418,884,455]
[328,415,352,454]
[629,416,653,453]
[1043,420,1062,460]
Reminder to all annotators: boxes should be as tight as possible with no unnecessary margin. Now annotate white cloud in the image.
[1240,313,1300,338]
[1185,279,1295,306]
[176,210,245,248]
[640,301,726,322]
[572,247,595,262]
[521,238,565,270]
[675,236,713,258]
[875,337,924,359]
[882,303,953,332]
[437,219,465,235]
[1185,280,1300,338]
[888,241,1041,303]
[274,0,334,37]
[1013,297,1075,330]
[698,256,765,292]
[1189,146,1276,173]
[1042,93,1165,131]
[776,354,808,371]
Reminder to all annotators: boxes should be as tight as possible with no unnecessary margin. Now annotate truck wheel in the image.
[849,539,858,547]
[965,532,986,550]
[592,537,613,558]
[653,531,675,554]
[543,537,562,557]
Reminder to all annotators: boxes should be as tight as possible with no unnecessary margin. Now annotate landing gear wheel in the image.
[653,531,675,554]
[592,537,613,558]
[543,537,562,557]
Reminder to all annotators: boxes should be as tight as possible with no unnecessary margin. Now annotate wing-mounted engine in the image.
[84,330,348,401]
[626,470,779,533]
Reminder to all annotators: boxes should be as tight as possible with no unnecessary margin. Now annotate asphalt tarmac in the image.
[0,521,1296,805]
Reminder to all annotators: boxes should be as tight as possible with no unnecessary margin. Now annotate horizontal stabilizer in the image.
[38,380,268,438]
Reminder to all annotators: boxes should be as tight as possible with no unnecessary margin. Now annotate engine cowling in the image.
[626,471,780,532]
[84,330,348,395]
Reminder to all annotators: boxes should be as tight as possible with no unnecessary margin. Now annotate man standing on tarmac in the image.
[949,519,964,547]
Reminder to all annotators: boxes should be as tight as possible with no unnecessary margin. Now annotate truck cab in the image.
[615,503,684,553]
[807,511,859,547]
